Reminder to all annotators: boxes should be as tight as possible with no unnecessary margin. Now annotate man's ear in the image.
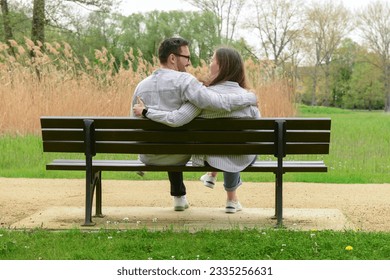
[168,53,176,64]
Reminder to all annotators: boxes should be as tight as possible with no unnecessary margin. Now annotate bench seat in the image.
[47,159,327,173]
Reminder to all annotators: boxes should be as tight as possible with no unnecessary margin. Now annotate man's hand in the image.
[133,96,146,117]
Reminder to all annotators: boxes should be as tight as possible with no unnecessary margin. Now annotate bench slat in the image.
[47,159,327,173]
[41,117,331,130]
[286,131,330,142]
[42,141,276,154]
[285,119,331,130]
[42,129,277,142]
[42,129,330,143]
[41,117,277,130]
[42,141,329,155]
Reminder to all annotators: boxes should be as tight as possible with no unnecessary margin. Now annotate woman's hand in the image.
[133,96,145,117]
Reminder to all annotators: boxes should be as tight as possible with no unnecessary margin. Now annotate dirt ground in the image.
[1,177,390,232]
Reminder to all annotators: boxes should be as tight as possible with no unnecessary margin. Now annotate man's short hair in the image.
[158,37,189,64]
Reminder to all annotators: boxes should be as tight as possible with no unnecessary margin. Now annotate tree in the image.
[0,1,34,42]
[185,0,246,42]
[31,0,45,44]
[330,38,357,107]
[0,0,15,55]
[113,10,221,67]
[346,52,383,110]
[329,39,384,110]
[357,0,390,112]
[248,0,304,78]
[23,0,116,45]
[180,11,221,64]
[304,0,351,106]
[0,0,12,40]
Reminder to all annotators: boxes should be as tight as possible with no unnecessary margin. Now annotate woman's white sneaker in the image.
[200,173,217,189]
[225,200,242,213]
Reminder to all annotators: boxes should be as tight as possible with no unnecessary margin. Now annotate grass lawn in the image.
[1,228,390,260]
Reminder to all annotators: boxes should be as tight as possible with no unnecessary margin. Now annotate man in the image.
[131,37,257,211]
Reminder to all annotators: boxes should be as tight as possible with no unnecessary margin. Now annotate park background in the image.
[1,0,390,263]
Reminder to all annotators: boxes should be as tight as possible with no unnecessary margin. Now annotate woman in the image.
[133,47,260,213]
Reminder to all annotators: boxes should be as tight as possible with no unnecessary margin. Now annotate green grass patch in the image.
[1,228,390,260]
[297,106,390,183]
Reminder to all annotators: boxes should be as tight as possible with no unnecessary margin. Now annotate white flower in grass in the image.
[108,236,113,239]
[123,217,129,222]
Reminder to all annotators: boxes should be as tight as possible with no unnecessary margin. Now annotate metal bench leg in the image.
[83,170,96,226]
[274,119,285,227]
[94,171,104,218]
[82,119,96,226]
[275,172,283,227]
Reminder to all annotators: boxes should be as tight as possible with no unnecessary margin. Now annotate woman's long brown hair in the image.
[208,47,248,89]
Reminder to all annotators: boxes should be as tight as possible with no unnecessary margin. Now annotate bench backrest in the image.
[40,117,331,157]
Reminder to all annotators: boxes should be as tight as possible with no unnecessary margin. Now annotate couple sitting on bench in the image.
[132,37,260,214]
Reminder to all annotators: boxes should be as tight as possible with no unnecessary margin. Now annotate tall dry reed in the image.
[0,39,295,135]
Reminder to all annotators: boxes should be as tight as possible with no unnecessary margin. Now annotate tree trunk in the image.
[0,0,16,56]
[31,0,45,81]
[385,88,390,112]
[385,63,390,112]
[323,63,331,106]
[311,66,318,106]
[31,0,45,45]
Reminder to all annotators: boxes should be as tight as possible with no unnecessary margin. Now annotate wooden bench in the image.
[40,117,331,227]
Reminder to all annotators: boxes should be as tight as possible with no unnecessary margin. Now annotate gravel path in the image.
[1,178,389,231]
